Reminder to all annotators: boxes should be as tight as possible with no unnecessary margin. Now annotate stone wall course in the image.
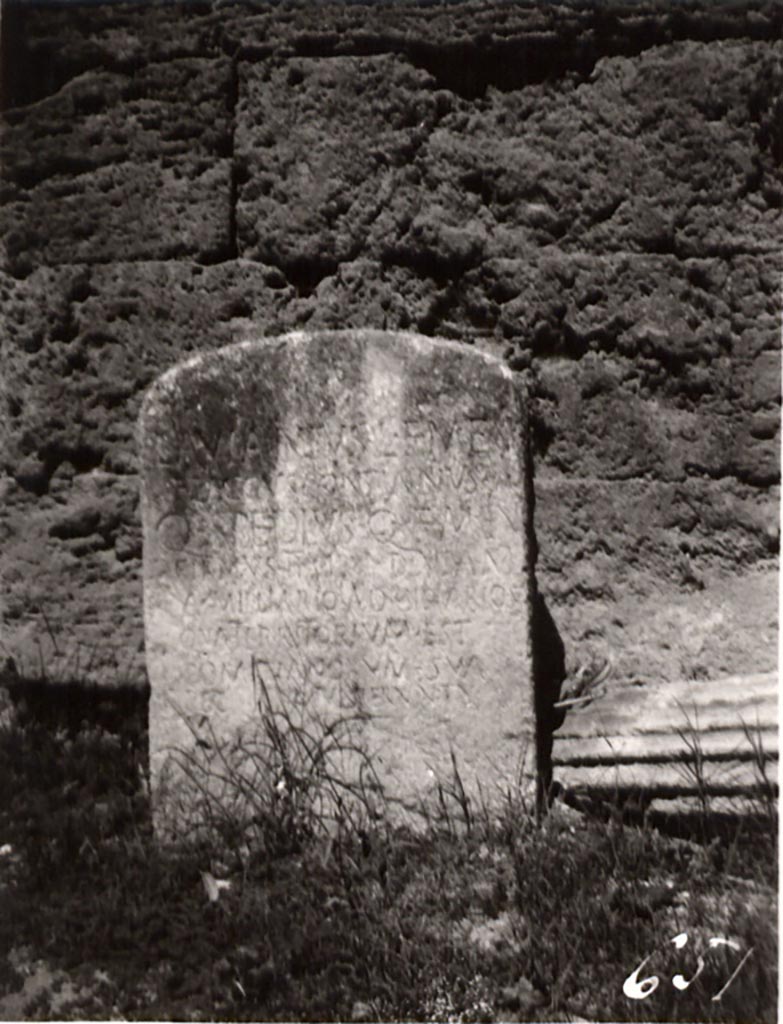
[0,0,779,693]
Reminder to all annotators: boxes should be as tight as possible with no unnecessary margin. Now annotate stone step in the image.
[552,671,778,807]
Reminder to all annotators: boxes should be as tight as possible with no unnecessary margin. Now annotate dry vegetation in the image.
[0,676,776,1022]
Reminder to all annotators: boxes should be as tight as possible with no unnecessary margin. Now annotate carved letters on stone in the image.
[139,330,535,822]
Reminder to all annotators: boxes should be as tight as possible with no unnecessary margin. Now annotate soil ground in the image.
[0,683,776,1023]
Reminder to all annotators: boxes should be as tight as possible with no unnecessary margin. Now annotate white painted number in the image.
[622,956,660,1000]
[670,933,705,992]
[672,958,705,991]
[624,932,752,1003]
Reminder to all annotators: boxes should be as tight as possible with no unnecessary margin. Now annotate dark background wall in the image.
[1,0,780,691]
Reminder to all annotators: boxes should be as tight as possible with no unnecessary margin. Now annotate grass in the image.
[674,699,779,845]
[154,656,388,862]
[0,676,777,1022]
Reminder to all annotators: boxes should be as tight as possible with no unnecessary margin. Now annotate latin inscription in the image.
[142,330,535,815]
[148,411,526,722]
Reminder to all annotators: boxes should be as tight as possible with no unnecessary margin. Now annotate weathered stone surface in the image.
[2,59,232,183]
[236,37,782,287]
[235,54,449,281]
[0,57,234,273]
[539,553,778,687]
[139,330,534,817]
[0,1,779,707]
[1,2,223,109]
[1,158,233,276]
[0,261,307,684]
[553,670,778,806]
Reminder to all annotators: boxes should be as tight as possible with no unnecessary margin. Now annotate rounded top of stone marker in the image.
[140,329,516,412]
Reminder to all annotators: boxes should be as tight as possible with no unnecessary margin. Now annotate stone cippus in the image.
[139,329,536,827]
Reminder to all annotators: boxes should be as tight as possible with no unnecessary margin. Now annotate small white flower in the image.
[0,844,13,857]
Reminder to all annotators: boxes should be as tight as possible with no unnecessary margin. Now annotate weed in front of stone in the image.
[0,679,777,1023]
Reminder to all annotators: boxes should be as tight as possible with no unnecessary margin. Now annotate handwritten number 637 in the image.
[623,933,754,1002]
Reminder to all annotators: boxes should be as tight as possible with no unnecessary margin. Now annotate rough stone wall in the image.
[1,0,780,690]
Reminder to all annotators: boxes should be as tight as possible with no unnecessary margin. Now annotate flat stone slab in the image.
[139,330,535,827]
